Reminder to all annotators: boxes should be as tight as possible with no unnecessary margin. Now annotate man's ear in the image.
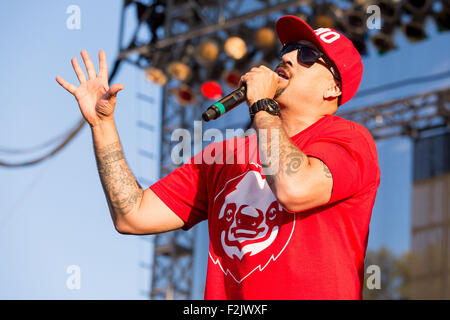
[323,81,342,100]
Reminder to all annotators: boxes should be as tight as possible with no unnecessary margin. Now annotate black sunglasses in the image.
[279,42,341,81]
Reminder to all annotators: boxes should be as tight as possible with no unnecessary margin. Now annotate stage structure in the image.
[338,88,450,140]
[410,130,450,299]
[117,0,450,299]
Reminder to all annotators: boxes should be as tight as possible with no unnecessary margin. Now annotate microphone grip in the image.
[202,86,246,122]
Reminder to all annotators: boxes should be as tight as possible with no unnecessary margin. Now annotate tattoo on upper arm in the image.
[96,142,143,215]
[322,161,332,179]
[283,144,305,175]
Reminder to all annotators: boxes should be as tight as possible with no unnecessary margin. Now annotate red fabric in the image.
[150,114,380,299]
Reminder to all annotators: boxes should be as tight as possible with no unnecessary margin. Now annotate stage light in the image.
[403,17,427,41]
[312,2,338,29]
[335,8,367,55]
[255,27,276,48]
[222,70,241,89]
[369,0,400,54]
[145,67,167,86]
[201,81,223,100]
[340,9,367,36]
[198,60,225,99]
[371,32,396,54]
[167,61,191,81]
[378,0,401,24]
[348,36,367,55]
[172,84,196,106]
[314,15,336,28]
[196,39,219,65]
[400,0,432,41]
[218,48,258,91]
[224,36,247,60]
[349,10,367,36]
[402,0,433,16]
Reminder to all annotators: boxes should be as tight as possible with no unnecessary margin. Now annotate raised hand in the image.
[56,50,124,128]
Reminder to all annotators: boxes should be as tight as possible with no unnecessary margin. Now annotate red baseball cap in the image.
[275,15,363,106]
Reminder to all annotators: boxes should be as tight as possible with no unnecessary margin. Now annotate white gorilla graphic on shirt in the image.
[217,170,284,260]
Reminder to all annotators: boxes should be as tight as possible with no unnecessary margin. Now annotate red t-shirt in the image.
[150,114,380,300]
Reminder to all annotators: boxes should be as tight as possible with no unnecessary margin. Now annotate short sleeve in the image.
[149,150,209,231]
[302,131,366,204]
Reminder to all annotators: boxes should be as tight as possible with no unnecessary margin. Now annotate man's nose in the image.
[280,50,296,68]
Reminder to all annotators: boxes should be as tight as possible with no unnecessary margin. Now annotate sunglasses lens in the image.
[298,47,320,65]
[280,43,321,65]
[279,43,297,58]
[279,42,339,80]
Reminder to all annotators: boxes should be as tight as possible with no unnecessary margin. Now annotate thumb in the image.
[107,83,125,98]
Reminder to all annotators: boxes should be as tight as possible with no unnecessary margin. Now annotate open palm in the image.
[56,50,124,127]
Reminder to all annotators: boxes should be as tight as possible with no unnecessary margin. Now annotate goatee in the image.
[274,86,286,99]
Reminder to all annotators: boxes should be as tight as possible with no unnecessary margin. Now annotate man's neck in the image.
[279,107,328,137]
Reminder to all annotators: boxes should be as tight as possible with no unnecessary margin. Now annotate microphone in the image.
[202,85,246,122]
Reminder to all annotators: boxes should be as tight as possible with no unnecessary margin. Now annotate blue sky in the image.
[0,1,449,299]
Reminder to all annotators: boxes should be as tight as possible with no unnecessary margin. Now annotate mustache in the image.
[276,61,289,69]
[275,61,292,78]
[276,61,291,71]
[274,62,289,100]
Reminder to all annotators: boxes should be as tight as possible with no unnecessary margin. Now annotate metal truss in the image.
[118,0,311,63]
[338,88,450,140]
[149,86,204,300]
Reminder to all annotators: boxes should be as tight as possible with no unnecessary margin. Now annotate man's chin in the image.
[274,87,286,100]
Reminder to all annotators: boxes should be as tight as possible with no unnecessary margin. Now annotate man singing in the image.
[56,15,380,299]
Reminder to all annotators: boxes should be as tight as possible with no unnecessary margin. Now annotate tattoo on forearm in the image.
[96,142,142,216]
[253,113,306,192]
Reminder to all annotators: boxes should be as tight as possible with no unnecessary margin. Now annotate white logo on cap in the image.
[314,28,340,44]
